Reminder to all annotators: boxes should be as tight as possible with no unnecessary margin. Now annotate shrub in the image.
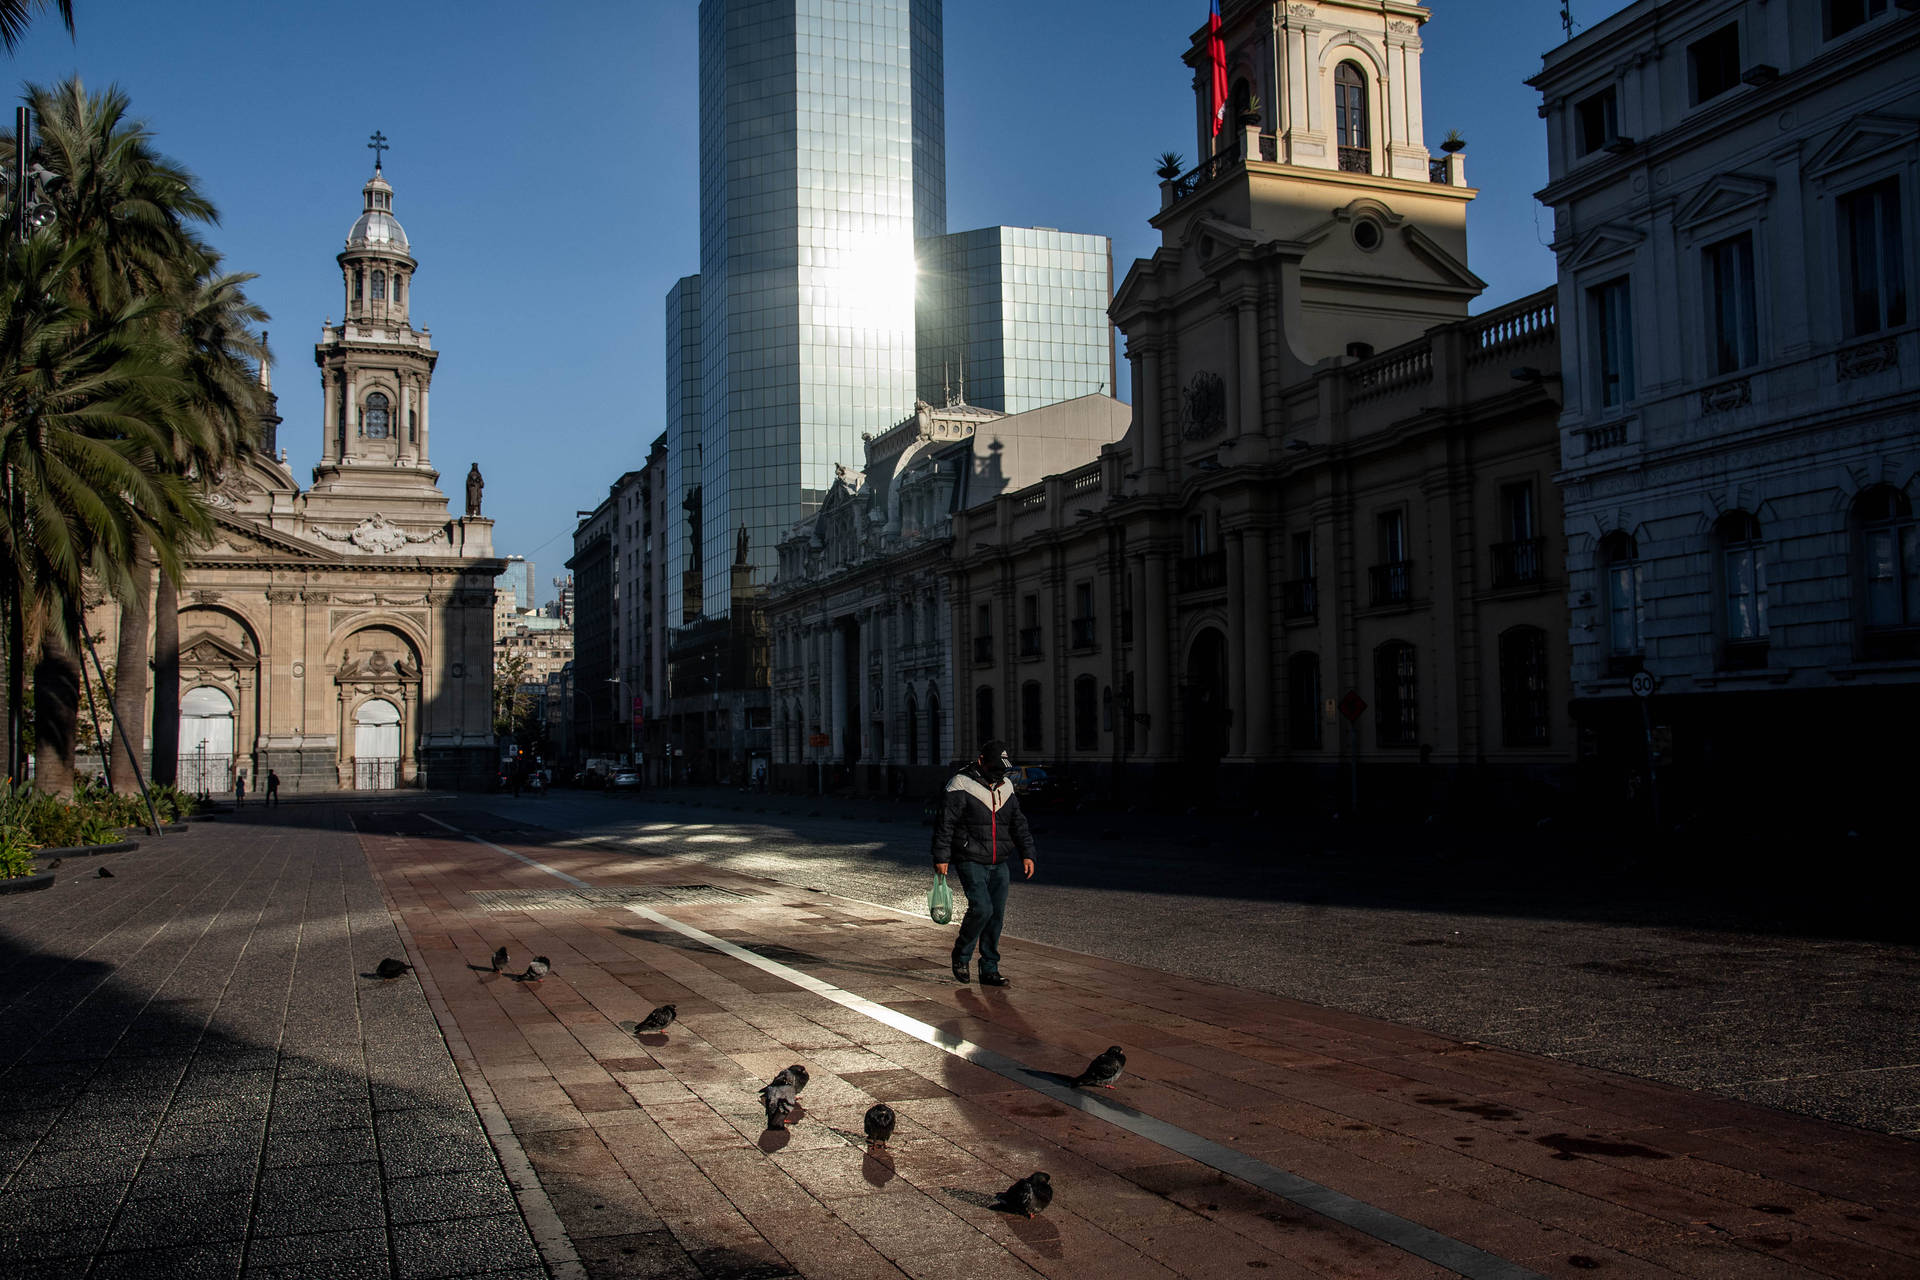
[0,827,37,879]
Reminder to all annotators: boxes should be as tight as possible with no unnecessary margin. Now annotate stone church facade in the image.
[96,160,502,793]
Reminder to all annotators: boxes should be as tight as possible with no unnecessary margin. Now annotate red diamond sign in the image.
[1337,689,1368,722]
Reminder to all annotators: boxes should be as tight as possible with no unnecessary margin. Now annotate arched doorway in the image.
[179,686,235,794]
[1183,628,1230,785]
[353,698,401,790]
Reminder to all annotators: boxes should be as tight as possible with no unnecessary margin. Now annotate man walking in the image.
[266,769,281,806]
[932,739,1036,987]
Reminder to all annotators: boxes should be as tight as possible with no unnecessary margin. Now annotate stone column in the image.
[857,609,873,762]
[1243,525,1273,756]
[322,372,340,462]
[830,623,847,763]
[1223,307,1242,440]
[1137,347,1163,475]
[1237,298,1260,441]
[1226,530,1248,757]
[1142,549,1171,758]
[880,606,895,765]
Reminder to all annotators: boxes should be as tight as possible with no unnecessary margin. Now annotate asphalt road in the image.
[469,788,1920,1139]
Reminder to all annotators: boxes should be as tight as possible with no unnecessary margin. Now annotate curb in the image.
[33,840,139,858]
[0,870,56,894]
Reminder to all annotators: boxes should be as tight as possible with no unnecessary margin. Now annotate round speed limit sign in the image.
[1629,670,1658,698]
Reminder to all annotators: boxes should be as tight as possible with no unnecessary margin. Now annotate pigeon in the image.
[634,1004,677,1034]
[863,1102,895,1148]
[760,1078,801,1130]
[770,1063,810,1094]
[96,866,115,879]
[994,1171,1053,1219]
[1072,1045,1126,1089]
[489,945,509,973]
[517,956,551,982]
[375,957,413,980]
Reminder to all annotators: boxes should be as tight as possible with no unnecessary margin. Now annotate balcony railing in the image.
[1070,617,1097,649]
[1490,538,1545,589]
[1177,550,1227,592]
[1018,626,1043,657]
[972,634,994,664]
[1338,145,1370,174]
[1429,157,1449,183]
[1282,578,1317,619]
[1368,560,1413,605]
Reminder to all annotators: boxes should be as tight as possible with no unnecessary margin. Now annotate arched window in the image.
[1373,641,1417,746]
[1288,652,1322,749]
[371,270,386,301]
[363,392,391,440]
[1855,485,1919,657]
[905,691,919,767]
[408,408,417,443]
[1715,511,1768,663]
[1598,531,1643,673]
[394,274,405,306]
[975,685,995,745]
[1020,681,1044,752]
[1335,62,1370,173]
[1499,627,1550,747]
[901,600,914,650]
[353,269,363,302]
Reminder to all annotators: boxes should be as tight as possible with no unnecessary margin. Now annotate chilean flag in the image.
[1208,0,1229,136]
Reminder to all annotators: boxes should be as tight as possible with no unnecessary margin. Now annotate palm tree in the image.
[111,264,267,792]
[0,233,202,795]
[0,0,73,54]
[3,78,263,794]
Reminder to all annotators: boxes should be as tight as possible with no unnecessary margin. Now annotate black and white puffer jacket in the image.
[931,765,1036,868]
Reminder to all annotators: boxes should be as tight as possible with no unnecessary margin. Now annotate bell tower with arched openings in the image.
[309,137,446,520]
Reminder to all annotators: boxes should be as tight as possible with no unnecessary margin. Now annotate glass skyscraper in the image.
[664,275,702,626]
[688,0,947,617]
[915,226,1116,414]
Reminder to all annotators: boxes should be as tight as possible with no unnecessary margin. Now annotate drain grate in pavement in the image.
[469,885,749,911]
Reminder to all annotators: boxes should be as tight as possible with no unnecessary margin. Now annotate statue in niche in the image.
[465,463,484,516]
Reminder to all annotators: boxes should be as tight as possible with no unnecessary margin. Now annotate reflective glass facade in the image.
[690,0,946,617]
[915,226,1116,414]
[664,275,703,626]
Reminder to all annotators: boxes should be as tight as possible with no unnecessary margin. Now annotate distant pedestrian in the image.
[234,772,246,807]
[266,770,281,806]
[931,739,1036,988]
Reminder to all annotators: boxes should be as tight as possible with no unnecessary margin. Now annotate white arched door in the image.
[353,698,401,790]
[180,686,235,794]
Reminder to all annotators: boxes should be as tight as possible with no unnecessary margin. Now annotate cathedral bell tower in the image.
[308,144,448,523]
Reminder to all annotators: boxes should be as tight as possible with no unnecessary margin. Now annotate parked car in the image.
[609,768,641,790]
[1007,764,1080,812]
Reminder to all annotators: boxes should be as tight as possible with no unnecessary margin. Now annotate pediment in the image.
[1401,224,1488,293]
[1298,198,1410,248]
[1674,172,1772,232]
[1561,223,1644,271]
[193,515,341,564]
[1806,113,1916,180]
[1185,214,1265,264]
[179,630,258,670]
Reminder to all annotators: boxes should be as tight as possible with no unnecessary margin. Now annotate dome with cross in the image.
[346,165,409,252]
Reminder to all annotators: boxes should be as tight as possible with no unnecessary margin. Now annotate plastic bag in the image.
[927,873,954,925]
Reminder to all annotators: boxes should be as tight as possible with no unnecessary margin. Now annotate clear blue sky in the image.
[8,1,1632,606]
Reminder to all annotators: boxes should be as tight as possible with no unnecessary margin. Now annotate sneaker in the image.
[979,972,1011,988]
[951,961,970,984]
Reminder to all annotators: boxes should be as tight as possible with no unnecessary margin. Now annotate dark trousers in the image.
[951,859,1010,975]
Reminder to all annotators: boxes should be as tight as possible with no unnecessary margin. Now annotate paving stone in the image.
[390,1211,545,1278]
[264,1127,379,1169]
[383,1168,519,1225]
[92,1241,245,1278]
[241,1257,394,1280]
[105,1190,254,1249]
[571,1229,704,1279]
[4,1141,148,1190]
[253,1162,385,1237]
[243,1227,390,1267]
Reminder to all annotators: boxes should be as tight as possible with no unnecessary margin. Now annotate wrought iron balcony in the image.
[1018,626,1043,657]
[1490,538,1545,589]
[972,634,994,664]
[1338,146,1371,174]
[1282,578,1317,619]
[1177,550,1227,593]
[1368,560,1412,605]
[1070,617,1097,649]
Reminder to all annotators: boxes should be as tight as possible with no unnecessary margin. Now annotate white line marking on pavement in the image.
[431,812,1544,1280]
[623,904,1545,1280]
[422,815,592,888]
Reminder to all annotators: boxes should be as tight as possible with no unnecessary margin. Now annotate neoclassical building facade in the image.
[943,0,1574,814]
[1534,0,1920,828]
[766,395,1128,794]
[98,160,502,793]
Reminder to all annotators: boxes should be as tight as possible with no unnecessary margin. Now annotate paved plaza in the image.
[0,794,1915,1278]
